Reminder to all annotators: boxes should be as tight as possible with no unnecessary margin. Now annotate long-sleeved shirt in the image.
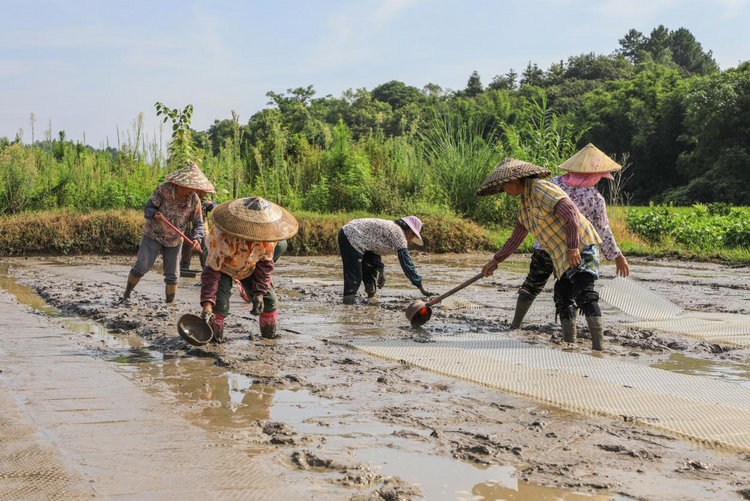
[532,176,622,261]
[342,218,423,288]
[493,198,580,262]
[495,179,601,278]
[143,182,204,247]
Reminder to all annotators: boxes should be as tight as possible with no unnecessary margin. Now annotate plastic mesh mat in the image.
[600,277,684,320]
[440,296,482,311]
[600,277,750,346]
[342,334,750,451]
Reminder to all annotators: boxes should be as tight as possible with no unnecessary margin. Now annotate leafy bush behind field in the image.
[0,210,492,256]
[627,203,750,249]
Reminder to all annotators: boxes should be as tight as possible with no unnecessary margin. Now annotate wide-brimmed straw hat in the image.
[211,196,298,242]
[166,163,216,192]
[475,158,551,196]
[559,144,622,174]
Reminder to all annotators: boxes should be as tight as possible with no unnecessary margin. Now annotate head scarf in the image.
[560,171,614,188]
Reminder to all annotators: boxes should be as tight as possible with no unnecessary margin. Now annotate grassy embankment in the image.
[0,208,747,265]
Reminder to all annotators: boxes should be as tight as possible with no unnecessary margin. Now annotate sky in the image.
[1,0,748,147]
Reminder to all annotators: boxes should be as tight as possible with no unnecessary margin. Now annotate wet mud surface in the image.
[2,254,750,500]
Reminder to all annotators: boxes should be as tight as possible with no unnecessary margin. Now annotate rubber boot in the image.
[210,313,225,344]
[561,317,577,343]
[586,315,604,351]
[122,274,139,302]
[510,294,535,329]
[165,284,177,303]
[343,294,356,305]
[364,281,377,298]
[259,311,279,339]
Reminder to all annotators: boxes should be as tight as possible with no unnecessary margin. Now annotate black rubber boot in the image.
[559,306,577,343]
[343,294,356,305]
[586,315,604,351]
[510,294,535,329]
[364,281,377,298]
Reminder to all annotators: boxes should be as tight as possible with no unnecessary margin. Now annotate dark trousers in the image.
[554,272,601,319]
[338,229,381,296]
[213,273,277,318]
[522,248,601,320]
[519,249,555,300]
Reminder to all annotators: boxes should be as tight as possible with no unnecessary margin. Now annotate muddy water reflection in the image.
[356,447,615,501]
[651,353,750,389]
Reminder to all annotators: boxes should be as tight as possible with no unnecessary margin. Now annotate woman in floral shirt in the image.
[509,144,630,341]
[200,197,298,341]
[122,163,214,303]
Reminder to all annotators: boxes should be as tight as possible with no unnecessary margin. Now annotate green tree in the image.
[465,71,484,97]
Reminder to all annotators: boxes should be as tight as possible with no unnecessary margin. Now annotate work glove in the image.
[418,286,433,298]
[376,268,386,289]
[251,293,264,316]
[201,309,215,325]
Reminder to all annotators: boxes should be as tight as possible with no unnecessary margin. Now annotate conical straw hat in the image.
[211,197,298,242]
[475,158,551,196]
[559,144,622,174]
[165,163,216,192]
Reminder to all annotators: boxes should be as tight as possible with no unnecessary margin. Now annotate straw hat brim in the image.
[165,164,216,192]
[559,143,622,174]
[476,159,551,196]
[211,198,299,242]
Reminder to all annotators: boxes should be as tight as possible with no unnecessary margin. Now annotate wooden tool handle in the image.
[159,215,204,255]
[428,264,497,306]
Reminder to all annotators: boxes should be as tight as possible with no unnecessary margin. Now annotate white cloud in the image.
[714,0,749,18]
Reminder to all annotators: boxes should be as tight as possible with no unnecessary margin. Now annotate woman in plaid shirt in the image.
[510,144,630,333]
[476,158,606,350]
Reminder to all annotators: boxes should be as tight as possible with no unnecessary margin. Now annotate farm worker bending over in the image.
[476,158,607,350]
[338,217,432,304]
[122,163,214,303]
[510,144,630,331]
[199,197,298,341]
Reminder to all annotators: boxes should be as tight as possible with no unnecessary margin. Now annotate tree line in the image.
[1,25,749,221]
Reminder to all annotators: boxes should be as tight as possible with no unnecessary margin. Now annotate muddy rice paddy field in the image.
[1,253,750,500]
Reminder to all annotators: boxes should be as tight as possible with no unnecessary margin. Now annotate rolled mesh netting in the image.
[600,278,750,345]
[600,277,683,320]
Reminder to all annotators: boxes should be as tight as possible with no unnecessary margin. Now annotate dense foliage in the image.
[1,24,748,223]
[627,203,750,250]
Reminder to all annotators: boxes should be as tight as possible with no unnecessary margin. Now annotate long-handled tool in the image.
[159,215,203,255]
[405,265,497,328]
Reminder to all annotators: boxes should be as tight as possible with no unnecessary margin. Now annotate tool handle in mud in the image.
[159,214,204,254]
[428,265,497,306]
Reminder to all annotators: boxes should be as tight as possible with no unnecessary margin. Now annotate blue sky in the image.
[1,0,748,146]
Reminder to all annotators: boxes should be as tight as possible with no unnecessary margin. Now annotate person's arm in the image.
[494,220,529,263]
[554,197,582,268]
[482,221,528,276]
[251,259,275,295]
[588,194,622,262]
[397,249,422,288]
[144,186,164,220]
[190,204,205,240]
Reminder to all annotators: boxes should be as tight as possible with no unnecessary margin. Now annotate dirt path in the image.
[2,254,750,500]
